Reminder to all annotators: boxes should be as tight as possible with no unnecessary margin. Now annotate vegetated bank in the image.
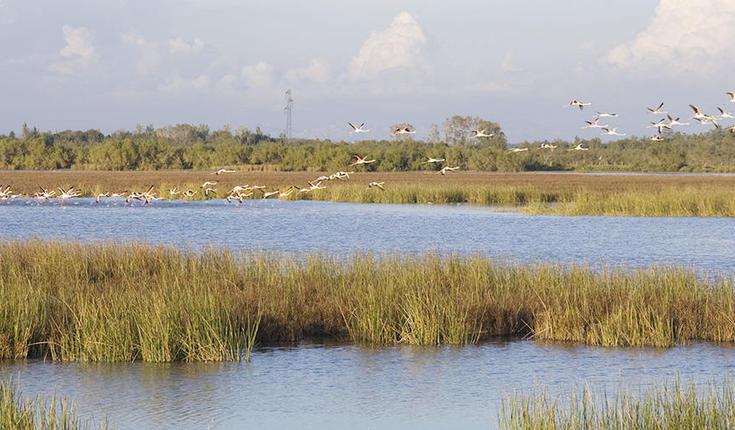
[1,241,734,363]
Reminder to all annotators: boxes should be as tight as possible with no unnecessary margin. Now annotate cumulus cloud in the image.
[241,61,274,88]
[348,12,428,81]
[50,25,96,74]
[159,74,210,93]
[606,0,735,75]
[168,37,204,54]
[286,58,330,84]
[122,32,160,73]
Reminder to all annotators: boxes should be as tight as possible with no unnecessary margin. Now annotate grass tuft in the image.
[0,380,107,430]
[1,241,734,361]
[500,378,735,429]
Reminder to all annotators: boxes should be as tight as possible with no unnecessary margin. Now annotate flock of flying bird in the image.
[0,152,461,204]
[3,95,735,205]
[563,91,735,149]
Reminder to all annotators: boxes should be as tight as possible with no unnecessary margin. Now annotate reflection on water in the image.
[2,341,734,430]
[0,199,734,272]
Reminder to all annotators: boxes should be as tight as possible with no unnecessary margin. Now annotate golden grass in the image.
[2,170,735,196]
[4,170,735,216]
[0,380,106,430]
[500,378,735,429]
[1,241,734,362]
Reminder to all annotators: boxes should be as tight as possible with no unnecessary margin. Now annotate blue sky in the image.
[1,0,734,142]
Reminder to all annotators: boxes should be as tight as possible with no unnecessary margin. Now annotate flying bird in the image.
[422,157,445,164]
[667,115,689,127]
[349,155,376,166]
[647,102,666,115]
[601,128,625,136]
[564,99,591,111]
[213,169,236,175]
[718,107,735,119]
[391,126,417,136]
[472,129,494,138]
[647,119,671,134]
[438,166,460,175]
[348,122,370,133]
[596,112,618,118]
[368,181,385,190]
[581,118,607,129]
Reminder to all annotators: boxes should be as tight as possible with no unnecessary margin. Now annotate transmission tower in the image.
[284,89,293,141]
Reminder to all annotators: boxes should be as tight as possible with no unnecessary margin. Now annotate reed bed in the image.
[534,187,735,217]
[293,184,735,217]
[4,170,735,216]
[1,241,734,362]
[500,379,735,429]
[0,380,106,430]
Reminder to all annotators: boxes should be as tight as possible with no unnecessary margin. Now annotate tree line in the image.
[1,118,735,172]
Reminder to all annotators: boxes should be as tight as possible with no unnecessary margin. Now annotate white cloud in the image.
[241,61,274,88]
[348,12,428,81]
[122,32,160,73]
[606,0,735,75]
[59,25,95,62]
[159,75,210,93]
[286,58,330,84]
[168,37,204,54]
[50,25,96,74]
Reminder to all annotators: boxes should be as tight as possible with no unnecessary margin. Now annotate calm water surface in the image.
[2,199,735,429]
[0,198,734,271]
[2,341,734,430]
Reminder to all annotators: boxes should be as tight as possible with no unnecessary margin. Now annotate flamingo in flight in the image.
[472,129,493,138]
[564,99,591,111]
[348,122,370,133]
[213,169,236,175]
[647,102,666,115]
[368,181,385,190]
[349,155,376,167]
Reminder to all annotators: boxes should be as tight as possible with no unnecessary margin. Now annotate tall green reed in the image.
[1,241,734,362]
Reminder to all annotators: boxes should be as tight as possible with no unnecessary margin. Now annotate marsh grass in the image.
[1,241,734,362]
[117,183,735,217]
[0,380,106,430]
[4,170,735,216]
[500,379,735,429]
[294,184,735,217]
[535,187,735,217]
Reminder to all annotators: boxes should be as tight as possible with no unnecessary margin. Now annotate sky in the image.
[1,0,735,143]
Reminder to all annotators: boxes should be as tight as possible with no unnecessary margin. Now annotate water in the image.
[2,199,735,429]
[0,198,734,272]
[2,341,733,429]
